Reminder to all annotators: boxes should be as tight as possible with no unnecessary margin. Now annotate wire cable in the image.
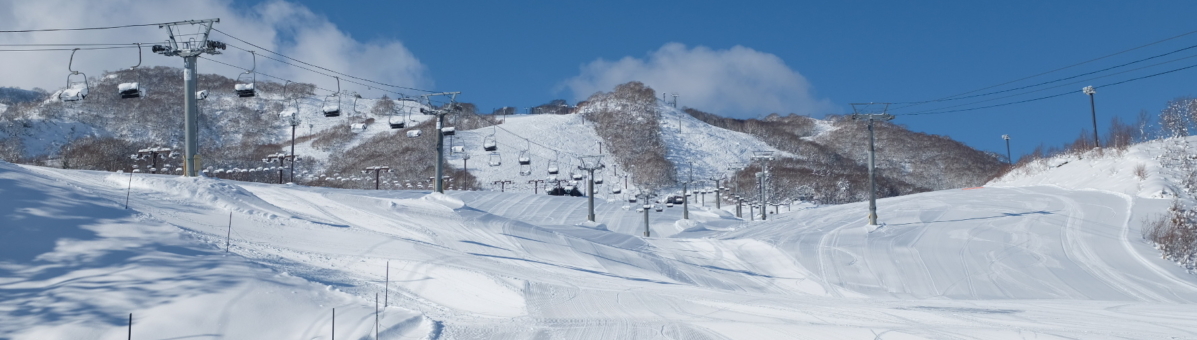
[900,61,1197,116]
[0,46,142,52]
[212,28,433,93]
[0,22,168,33]
[891,43,1197,108]
[892,28,1197,107]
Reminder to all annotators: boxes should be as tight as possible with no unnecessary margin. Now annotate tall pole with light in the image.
[1083,86,1100,148]
[1002,134,1012,165]
[751,151,774,221]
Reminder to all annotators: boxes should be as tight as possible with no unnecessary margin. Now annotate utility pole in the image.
[364,166,390,190]
[492,180,513,192]
[1002,134,1012,165]
[152,19,224,177]
[281,81,300,183]
[850,103,895,226]
[683,162,693,220]
[419,92,462,193]
[751,151,774,221]
[579,155,605,222]
[1083,86,1099,148]
[735,195,743,218]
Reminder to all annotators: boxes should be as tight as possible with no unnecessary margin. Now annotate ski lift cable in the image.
[0,46,144,52]
[222,43,418,98]
[199,56,337,94]
[213,29,434,93]
[0,21,176,33]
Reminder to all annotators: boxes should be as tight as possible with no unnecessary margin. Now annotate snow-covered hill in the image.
[4,134,1197,339]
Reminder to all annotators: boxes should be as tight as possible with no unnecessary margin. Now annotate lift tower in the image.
[153,19,224,177]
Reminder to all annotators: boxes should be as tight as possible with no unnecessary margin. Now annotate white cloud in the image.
[0,0,428,97]
[563,43,833,118]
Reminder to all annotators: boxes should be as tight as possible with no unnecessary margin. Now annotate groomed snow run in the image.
[2,138,1197,339]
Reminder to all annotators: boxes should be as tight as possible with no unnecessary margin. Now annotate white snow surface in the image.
[452,104,785,195]
[4,138,1197,339]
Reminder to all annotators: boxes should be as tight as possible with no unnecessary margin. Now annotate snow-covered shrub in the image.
[1144,200,1197,271]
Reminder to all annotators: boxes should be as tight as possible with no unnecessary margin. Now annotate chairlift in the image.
[517,150,531,166]
[488,152,502,167]
[655,205,663,212]
[627,195,637,203]
[351,93,363,117]
[322,76,341,117]
[118,43,144,99]
[547,151,559,175]
[388,100,409,129]
[234,50,257,97]
[60,48,89,102]
[594,177,604,185]
[451,146,465,153]
[483,126,498,151]
[612,187,622,194]
[406,130,422,138]
[519,163,532,176]
[441,127,456,136]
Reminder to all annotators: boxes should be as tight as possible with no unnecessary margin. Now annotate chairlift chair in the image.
[60,48,89,102]
[519,163,532,176]
[441,127,456,136]
[234,51,257,97]
[388,101,409,129]
[322,77,341,117]
[517,150,531,165]
[488,152,502,167]
[406,130,422,138]
[483,126,498,151]
[118,43,144,99]
[612,187,622,194]
[451,146,465,153]
[351,93,363,117]
[547,152,560,175]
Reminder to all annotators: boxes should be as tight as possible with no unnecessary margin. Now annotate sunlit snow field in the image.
[3,140,1197,339]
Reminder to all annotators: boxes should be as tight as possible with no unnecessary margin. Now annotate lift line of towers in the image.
[53,18,901,229]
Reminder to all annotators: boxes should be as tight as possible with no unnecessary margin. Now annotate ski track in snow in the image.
[5,139,1197,338]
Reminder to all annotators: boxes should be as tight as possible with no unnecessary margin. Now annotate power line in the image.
[900,61,1197,116]
[891,43,1197,108]
[894,52,1197,115]
[893,28,1197,108]
[211,28,432,93]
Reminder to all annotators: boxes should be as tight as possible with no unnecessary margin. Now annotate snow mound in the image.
[421,192,465,209]
[988,139,1174,198]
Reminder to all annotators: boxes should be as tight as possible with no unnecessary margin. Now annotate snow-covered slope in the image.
[988,139,1176,199]
[451,104,785,194]
[5,133,1197,339]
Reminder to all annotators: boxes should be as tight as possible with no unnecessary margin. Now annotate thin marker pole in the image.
[375,293,380,340]
[384,261,389,307]
[128,313,132,340]
[225,211,232,252]
[331,308,335,340]
[124,170,134,209]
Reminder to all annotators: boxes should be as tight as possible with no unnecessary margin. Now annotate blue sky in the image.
[273,0,1197,160]
[4,0,1197,161]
